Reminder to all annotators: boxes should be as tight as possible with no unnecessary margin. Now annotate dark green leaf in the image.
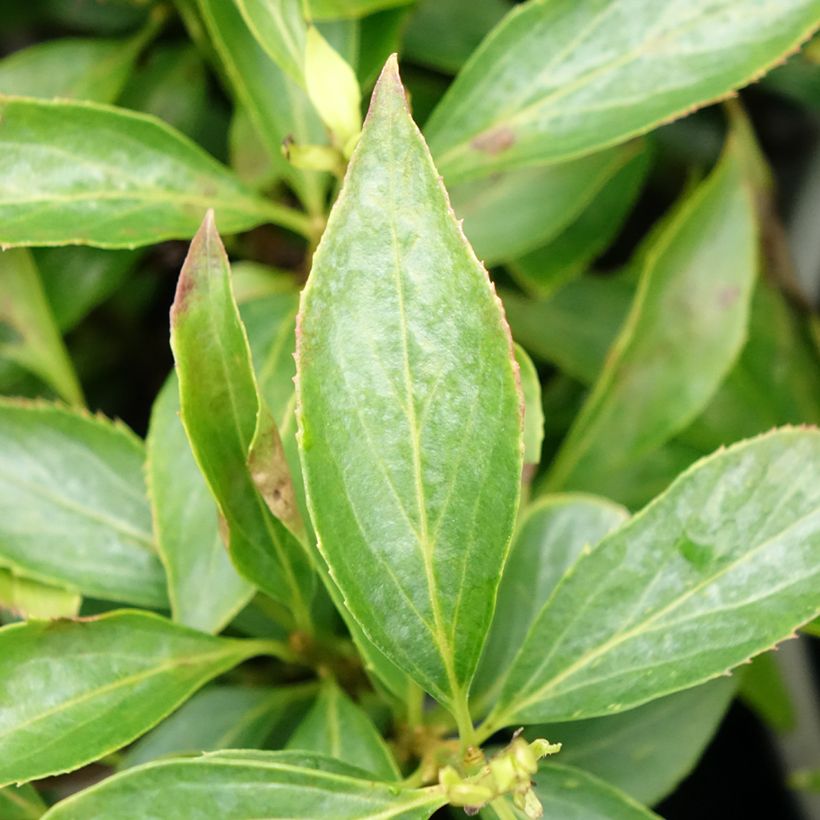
[0,784,46,820]
[739,652,796,732]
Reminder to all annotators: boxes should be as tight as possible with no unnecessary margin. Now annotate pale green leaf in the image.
[0,569,80,621]
[471,495,626,717]
[0,249,83,406]
[529,678,736,806]
[0,784,46,820]
[545,139,757,492]
[121,683,316,768]
[488,429,820,727]
[296,57,522,712]
[43,751,446,819]
[288,680,400,780]
[0,401,166,608]
[0,97,308,248]
[426,0,820,182]
[146,374,254,634]
[308,0,413,20]
[235,0,306,87]
[171,212,315,627]
[0,611,285,787]
[514,344,543,468]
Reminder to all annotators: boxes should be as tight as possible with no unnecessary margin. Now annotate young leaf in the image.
[0,249,84,406]
[514,345,544,470]
[288,680,400,780]
[0,611,287,787]
[43,751,446,819]
[0,569,80,620]
[426,0,820,182]
[146,374,254,634]
[296,57,522,715]
[545,139,756,492]
[0,97,308,248]
[487,429,820,727]
[0,401,167,608]
[170,212,315,628]
[529,678,737,806]
[0,784,46,820]
[471,495,627,716]
[121,683,316,768]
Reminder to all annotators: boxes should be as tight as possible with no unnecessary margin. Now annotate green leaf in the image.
[487,429,820,727]
[529,678,736,806]
[0,249,84,406]
[471,495,627,717]
[0,96,308,248]
[235,0,306,87]
[308,0,414,20]
[0,569,80,621]
[121,683,316,768]
[739,651,796,732]
[171,211,315,627]
[451,145,637,266]
[296,57,522,715]
[514,345,543,469]
[0,401,167,608]
[146,374,254,634]
[485,763,659,819]
[426,0,820,182]
[43,751,446,819]
[545,139,757,492]
[288,680,400,780]
[196,0,328,216]
[0,784,46,820]
[509,148,650,298]
[792,769,820,792]
[0,611,285,787]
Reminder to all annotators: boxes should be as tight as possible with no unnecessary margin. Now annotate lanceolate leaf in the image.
[0,611,286,787]
[545,139,756,492]
[0,569,80,620]
[146,374,254,634]
[171,212,315,628]
[0,249,84,406]
[235,0,306,87]
[487,429,820,727]
[43,751,446,819]
[0,401,167,608]
[296,57,522,712]
[288,680,400,780]
[426,0,820,182]
[0,97,308,248]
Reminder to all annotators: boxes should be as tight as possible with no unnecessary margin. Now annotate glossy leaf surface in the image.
[0,612,279,786]
[490,429,820,726]
[297,57,522,707]
[0,401,166,608]
[546,141,756,491]
[44,751,445,819]
[426,0,820,182]
[0,97,302,248]
[288,680,400,779]
[146,374,253,633]
[171,213,314,626]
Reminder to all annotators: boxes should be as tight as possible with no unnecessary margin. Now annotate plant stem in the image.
[452,692,478,751]
[489,798,518,820]
[260,200,315,240]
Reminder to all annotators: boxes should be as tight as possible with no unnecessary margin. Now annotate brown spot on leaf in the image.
[471,126,516,156]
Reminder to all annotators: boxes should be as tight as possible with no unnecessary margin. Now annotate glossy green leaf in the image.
[308,0,413,20]
[196,0,327,216]
[485,763,659,819]
[0,401,167,608]
[0,569,80,620]
[403,0,509,74]
[545,140,756,492]
[146,374,254,634]
[288,680,400,779]
[0,97,307,248]
[530,678,737,806]
[471,495,627,717]
[171,212,315,627]
[44,751,446,819]
[452,145,636,266]
[235,0,306,87]
[0,784,46,820]
[487,429,820,727]
[426,0,820,182]
[0,611,285,787]
[514,344,543,469]
[296,57,522,713]
[0,249,83,406]
[739,651,796,732]
[122,683,316,768]
[510,148,650,297]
